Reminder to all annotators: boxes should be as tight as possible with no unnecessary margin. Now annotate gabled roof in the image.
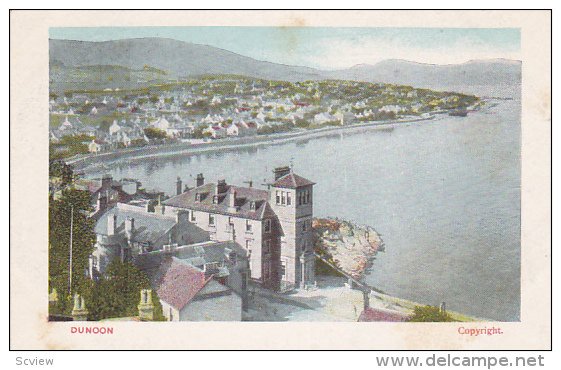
[156,257,209,311]
[272,173,315,189]
[163,182,272,220]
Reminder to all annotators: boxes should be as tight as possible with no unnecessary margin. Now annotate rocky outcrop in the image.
[313,218,384,280]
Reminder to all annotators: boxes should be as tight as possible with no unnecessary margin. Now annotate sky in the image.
[49,27,521,70]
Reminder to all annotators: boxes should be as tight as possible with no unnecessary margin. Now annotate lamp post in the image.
[68,205,74,295]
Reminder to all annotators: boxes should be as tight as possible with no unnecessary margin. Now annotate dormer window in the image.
[249,201,256,210]
[195,193,201,202]
[213,195,219,204]
[264,219,271,233]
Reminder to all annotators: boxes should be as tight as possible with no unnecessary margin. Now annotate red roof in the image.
[156,258,209,311]
[358,307,409,322]
[272,173,315,189]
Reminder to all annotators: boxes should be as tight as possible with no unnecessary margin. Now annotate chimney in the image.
[439,302,446,313]
[125,217,135,239]
[101,174,112,190]
[216,179,227,194]
[196,173,205,187]
[107,214,117,236]
[273,166,291,180]
[362,289,371,311]
[96,192,107,212]
[176,177,182,196]
[138,289,154,321]
[176,210,189,224]
[228,190,237,213]
[135,181,142,194]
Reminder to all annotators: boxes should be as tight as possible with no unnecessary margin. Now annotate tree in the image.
[49,188,96,314]
[49,160,74,187]
[85,260,166,321]
[144,127,167,140]
[408,305,454,322]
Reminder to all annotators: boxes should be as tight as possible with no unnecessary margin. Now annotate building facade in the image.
[163,166,316,290]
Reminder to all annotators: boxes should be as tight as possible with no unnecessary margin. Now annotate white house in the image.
[109,120,121,135]
[88,140,101,154]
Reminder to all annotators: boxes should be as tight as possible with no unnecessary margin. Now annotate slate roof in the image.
[272,173,315,189]
[95,203,176,244]
[163,183,276,220]
[134,240,247,284]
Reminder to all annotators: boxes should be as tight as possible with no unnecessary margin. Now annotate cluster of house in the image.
[48,80,377,152]
[80,166,316,321]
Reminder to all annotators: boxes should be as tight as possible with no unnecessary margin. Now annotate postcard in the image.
[9,10,551,350]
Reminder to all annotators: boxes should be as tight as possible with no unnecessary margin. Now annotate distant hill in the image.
[49,38,323,84]
[50,38,521,94]
[326,59,521,93]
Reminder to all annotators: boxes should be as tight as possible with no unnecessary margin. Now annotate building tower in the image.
[269,166,316,289]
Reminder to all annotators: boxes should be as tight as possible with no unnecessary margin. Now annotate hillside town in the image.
[49,76,481,160]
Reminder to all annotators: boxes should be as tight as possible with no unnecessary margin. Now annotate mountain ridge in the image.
[50,38,521,93]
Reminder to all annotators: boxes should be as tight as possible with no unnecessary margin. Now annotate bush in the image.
[408,305,454,322]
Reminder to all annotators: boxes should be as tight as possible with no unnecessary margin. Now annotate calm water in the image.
[86,86,520,321]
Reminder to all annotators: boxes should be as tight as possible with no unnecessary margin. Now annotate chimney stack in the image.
[439,302,446,313]
[101,174,112,190]
[196,173,205,187]
[273,166,291,180]
[176,177,182,196]
[216,179,227,194]
[96,192,107,212]
[107,214,117,236]
[125,217,135,239]
[228,190,237,213]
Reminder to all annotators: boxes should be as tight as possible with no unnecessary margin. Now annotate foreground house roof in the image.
[156,257,210,311]
[358,307,409,322]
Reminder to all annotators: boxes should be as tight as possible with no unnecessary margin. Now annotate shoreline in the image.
[69,114,444,171]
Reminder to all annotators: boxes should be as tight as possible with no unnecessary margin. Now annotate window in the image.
[276,191,280,205]
[298,191,303,206]
[249,201,256,210]
[190,211,196,222]
[245,239,251,250]
[195,193,201,201]
[280,260,286,278]
[306,190,311,204]
[246,220,252,232]
[281,191,286,205]
[208,214,215,225]
[263,239,271,254]
[228,216,234,225]
[264,219,271,233]
[302,221,307,232]
[287,192,291,205]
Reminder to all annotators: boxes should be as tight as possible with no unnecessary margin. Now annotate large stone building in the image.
[163,166,316,290]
